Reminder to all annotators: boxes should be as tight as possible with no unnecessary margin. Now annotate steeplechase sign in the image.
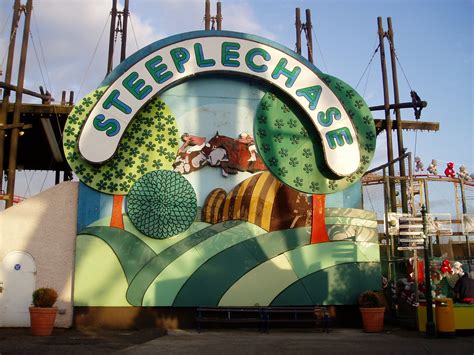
[78,31,360,177]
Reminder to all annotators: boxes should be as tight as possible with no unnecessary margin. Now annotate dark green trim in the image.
[271,262,381,306]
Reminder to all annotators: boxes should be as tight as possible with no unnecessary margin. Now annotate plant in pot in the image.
[29,287,58,336]
[358,290,385,333]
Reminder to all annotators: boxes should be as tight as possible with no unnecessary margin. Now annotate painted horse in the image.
[173,148,223,175]
[201,132,267,176]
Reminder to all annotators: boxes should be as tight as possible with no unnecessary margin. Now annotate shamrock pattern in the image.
[254,73,376,194]
[63,87,180,195]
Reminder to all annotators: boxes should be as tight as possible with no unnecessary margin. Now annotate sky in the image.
[0,0,473,201]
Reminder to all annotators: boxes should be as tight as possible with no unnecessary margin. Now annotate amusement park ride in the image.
[1,3,472,244]
[1,0,472,256]
[0,0,472,331]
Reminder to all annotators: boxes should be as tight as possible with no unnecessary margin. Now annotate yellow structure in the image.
[418,299,474,331]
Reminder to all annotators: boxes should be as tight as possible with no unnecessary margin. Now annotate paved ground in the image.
[0,327,473,354]
[0,327,166,354]
[122,328,474,355]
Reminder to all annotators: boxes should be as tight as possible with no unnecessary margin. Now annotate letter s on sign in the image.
[93,114,121,137]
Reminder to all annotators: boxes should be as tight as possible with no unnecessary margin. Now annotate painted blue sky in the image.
[0,0,472,198]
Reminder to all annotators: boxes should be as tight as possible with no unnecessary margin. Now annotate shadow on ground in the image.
[0,327,167,354]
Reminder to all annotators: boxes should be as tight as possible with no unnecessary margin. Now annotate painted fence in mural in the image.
[66,31,379,307]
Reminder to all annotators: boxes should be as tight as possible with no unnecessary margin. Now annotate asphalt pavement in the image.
[0,326,473,354]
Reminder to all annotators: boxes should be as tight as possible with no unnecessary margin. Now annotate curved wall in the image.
[0,182,78,328]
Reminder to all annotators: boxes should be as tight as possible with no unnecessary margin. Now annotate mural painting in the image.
[66,31,379,307]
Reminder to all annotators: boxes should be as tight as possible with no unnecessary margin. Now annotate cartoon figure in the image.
[457,165,470,180]
[427,159,438,175]
[444,162,456,178]
[237,132,257,162]
[414,157,424,172]
[202,132,266,176]
[173,132,266,177]
[178,133,206,155]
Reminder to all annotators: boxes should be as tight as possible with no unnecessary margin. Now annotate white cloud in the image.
[2,0,277,102]
[220,2,276,40]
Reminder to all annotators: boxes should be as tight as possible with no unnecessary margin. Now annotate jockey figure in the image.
[237,132,257,162]
[178,133,206,155]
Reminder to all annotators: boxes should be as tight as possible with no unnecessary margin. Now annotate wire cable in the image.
[1,12,21,72]
[129,12,140,50]
[0,12,11,35]
[355,41,380,90]
[29,31,48,91]
[32,9,53,92]
[311,27,328,72]
[77,14,110,100]
[387,37,413,91]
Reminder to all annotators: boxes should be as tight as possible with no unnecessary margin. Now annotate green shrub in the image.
[32,288,58,307]
[358,290,385,308]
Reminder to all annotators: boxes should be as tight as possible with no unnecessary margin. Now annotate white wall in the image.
[0,182,78,328]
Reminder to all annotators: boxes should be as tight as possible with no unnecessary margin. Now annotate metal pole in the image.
[216,1,222,30]
[305,9,313,63]
[55,170,60,185]
[377,17,396,212]
[0,0,21,195]
[120,0,129,62]
[387,17,408,213]
[369,101,427,111]
[423,179,434,257]
[384,168,395,282]
[295,8,302,55]
[204,0,210,30]
[422,205,436,338]
[459,181,471,260]
[6,0,32,209]
[107,0,117,75]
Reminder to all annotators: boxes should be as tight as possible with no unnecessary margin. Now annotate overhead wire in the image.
[29,6,65,164]
[0,12,10,35]
[129,11,140,51]
[77,14,110,100]
[32,10,52,91]
[29,31,48,92]
[1,11,20,72]
[355,40,380,90]
[311,27,328,72]
[387,37,413,91]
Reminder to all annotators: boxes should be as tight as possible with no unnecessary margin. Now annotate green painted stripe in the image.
[123,216,210,254]
[126,220,243,306]
[172,227,309,307]
[325,216,378,228]
[79,226,157,284]
[271,262,381,306]
[325,208,377,220]
[286,241,380,279]
[218,254,299,306]
[218,241,379,306]
[143,223,266,306]
[326,224,378,243]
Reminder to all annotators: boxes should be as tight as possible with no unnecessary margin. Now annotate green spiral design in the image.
[127,170,197,239]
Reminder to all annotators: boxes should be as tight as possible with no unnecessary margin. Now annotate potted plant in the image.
[29,287,58,336]
[358,290,385,333]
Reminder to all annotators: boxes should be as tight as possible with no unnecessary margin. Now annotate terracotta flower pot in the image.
[29,307,57,336]
[360,307,385,333]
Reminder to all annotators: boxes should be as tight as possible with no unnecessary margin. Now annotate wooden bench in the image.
[196,306,331,332]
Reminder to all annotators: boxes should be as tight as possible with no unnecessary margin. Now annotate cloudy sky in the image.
[0,0,472,199]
